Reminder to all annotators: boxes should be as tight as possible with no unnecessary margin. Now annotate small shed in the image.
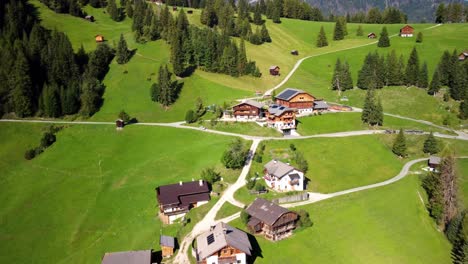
[85,15,94,22]
[367,32,376,39]
[313,100,329,111]
[269,65,280,76]
[116,119,124,130]
[459,50,468,61]
[172,6,178,11]
[428,156,441,170]
[291,50,299,56]
[95,34,104,42]
[400,25,414,37]
[187,10,193,14]
[160,235,175,258]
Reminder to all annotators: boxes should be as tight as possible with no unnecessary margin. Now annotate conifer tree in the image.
[237,39,248,75]
[405,47,420,86]
[260,24,271,42]
[271,3,281,23]
[316,26,328,47]
[438,50,453,86]
[418,62,429,88]
[459,93,468,120]
[9,50,33,117]
[171,31,185,76]
[331,58,342,92]
[377,26,390,47]
[116,34,131,64]
[450,62,466,101]
[253,3,263,25]
[41,83,61,117]
[416,32,423,43]
[428,67,441,95]
[386,50,399,86]
[156,65,176,107]
[107,0,121,22]
[333,19,344,40]
[80,76,103,116]
[356,25,363,36]
[341,61,353,91]
[126,0,133,18]
[392,129,407,157]
[361,88,375,124]
[423,132,440,154]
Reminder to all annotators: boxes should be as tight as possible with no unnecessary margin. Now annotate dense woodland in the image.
[0,0,113,118]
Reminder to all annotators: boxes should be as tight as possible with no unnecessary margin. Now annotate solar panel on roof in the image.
[277,89,297,100]
[207,234,215,245]
[279,106,285,110]
[272,105,278,108]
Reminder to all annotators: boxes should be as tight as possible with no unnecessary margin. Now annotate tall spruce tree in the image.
[377,26,390,47]
[333,19,344,40]
[9,50,33,117]
[125,0,133,18]
[459,93,468,120]
[392,129,407,157]
[237,39,248,75]
[331,58,342,92]
[418,62,429,88]
[253,3,262,25]
[260,24,271,42]
[385,50,400,86]
[116,34,131,64]
[155,65,176,107]
[450,62,467,101]
[423,132,440,154]
[416,32,423,43]
[428,67,441,95]
[107,0,121,22]
[316,26,328,47]
[405,47,420,86]
[361,88,375,124]
[341,61,353,91]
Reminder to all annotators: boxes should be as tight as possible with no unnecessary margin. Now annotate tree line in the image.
[339,7,407,24]
[435,3,468,23]
[0,0,113,118]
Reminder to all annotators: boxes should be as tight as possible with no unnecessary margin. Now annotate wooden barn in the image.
[291,50,299,55]
[400,25,414,37]
[95,34,104,42]
[367,32,376,39]
[115,119,124,130]
[269,65,280,76]
[428,156,441,171]
[160,235,175,258]
[246,198,298,241]
[459,50,468,61]
[232,100,265,120]
[85,15,94,22]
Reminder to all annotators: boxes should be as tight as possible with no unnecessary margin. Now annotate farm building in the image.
[101,250,152,264]
[195,222,252,264]
[459,51,468,61]
[275,88,316,114]
[231,100,265,120]
[95,34,104,42]
[160,235,175,258]
[156,180,210,224]
[313,100,329,111]
[266,104,296,131]
[116,119,124,130]
[291,50,299,55]
[367,32,376,39]
[263,160,304,192]
[400,25,414,37]
[246,198,298,241]
[428,156,441,171]
[85,15,94,22]
[269,65,280,76]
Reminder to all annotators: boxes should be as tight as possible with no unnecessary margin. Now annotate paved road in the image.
[172,139,260,264]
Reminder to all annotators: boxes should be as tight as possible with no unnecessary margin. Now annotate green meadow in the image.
[0,123,242,263]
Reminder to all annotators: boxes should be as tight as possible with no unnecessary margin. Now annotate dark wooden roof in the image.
[246,198,293,226]
[156,180,210,206]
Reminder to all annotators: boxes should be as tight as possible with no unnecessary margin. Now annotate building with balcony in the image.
[263,160,304,192]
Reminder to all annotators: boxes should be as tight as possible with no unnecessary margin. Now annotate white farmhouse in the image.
[263,160,304,192]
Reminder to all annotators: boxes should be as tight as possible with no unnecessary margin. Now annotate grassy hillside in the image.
[0,123,241,263]
[230,175,452,264]
[458,159,468,208]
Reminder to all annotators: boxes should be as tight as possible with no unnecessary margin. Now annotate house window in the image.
[237,260,242,264]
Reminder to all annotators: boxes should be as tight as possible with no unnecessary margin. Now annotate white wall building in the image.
[263,160,305,192]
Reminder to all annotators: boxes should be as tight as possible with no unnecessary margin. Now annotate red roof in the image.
[400,25,414,34]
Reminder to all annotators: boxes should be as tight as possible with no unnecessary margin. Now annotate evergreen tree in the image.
[260,24,271,42]
[452,215,468,264]
[237,39,248,75]
[171,31,185,76]
[253,3,263,25]
[428,67,441,95]
[356,25,363,36]
[125,0,133,18]
[150,82,161,102]
[460,93,468,120]
[271,3,281,23]
[331,58,342,92]
[9,50,33,117]
[385,50,400,86]
[450,62,467,101]
[341,61,353,91]
[435,3,447,23]
[116,34,131,64]
[392,129,407,157]
[155,65,176,107]
[107,0,121,22]
[438,50,453,86]
[377,26,390,47]
[80,76,103,116]
[316,26,328,47]
[361,88,375,124]
[418,62,429,88]
[333,19,344,40]
[41,83,61,117]
[416,32,423,43]
[405,47,420,86]
[423,132,440,154]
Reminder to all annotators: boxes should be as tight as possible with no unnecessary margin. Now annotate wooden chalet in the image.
[156,180,210,224]
[291,50,299,55]
[95,34,104,42]
[116,119,124,130]
[266,104,296,131]
[367,32,376,39]
[232,100,265,120]
[400,25,414,37]
[428,156,441,171]
[85,15,94,22]
[275,88,315,114]
[160,235,175,258]
[269,65,280,76]
[196,222,252,264]
[459,51,468,61]
[101,250,152,264]
[246,198,298,241]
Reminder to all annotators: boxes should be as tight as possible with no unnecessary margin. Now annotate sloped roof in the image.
[264,160,295,178]
[268,104,294,117]
[269,65,280,70]
[246,198,292,226]
[429,156,441,165]
[314,100,329,109]
[160,235,175,248]
[276,88,304,101]
[196,222,252,260]
[101,250,151,264]
[233,100,265,109]
[156,180,210,206]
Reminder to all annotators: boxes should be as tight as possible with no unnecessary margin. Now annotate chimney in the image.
[179,181,182,186]
[199,179,203,186]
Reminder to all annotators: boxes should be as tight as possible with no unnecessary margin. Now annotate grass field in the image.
[229,175,452,264]
[296,112,453,135]
[0,123,242,263]
[457,159,468,208]
[186,121,282,137]
[214,202,241,220]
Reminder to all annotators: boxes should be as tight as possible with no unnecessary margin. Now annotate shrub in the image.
[241,209,249,225]
[185,109,197,123]
[24,149,36,160]
[296,209,313,228]
[40,132,56,148]
[221,139,249,169]
[201,167,221,184]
